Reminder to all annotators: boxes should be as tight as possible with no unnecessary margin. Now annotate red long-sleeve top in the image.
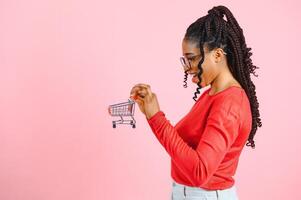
[146,86,252,190]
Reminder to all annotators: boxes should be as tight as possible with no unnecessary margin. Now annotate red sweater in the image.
[146,86,252,190]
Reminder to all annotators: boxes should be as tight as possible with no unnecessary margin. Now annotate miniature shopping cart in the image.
[108,98,136,128]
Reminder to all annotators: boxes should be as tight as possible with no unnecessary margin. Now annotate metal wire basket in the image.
[108,99,136,128]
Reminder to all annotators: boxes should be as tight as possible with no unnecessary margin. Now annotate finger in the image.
[130,94,144,104]
[136,90,146,98]
[129,95,138,101]
[129,90,145,100]
[137,83,150,88]
[136,83,151,90]
[130,85,149,97]
[130,84,152,99]
[130,86,143,96]
[135,84,152,97]
[130,92,144,100]
[135,97,144,104]
[130,86,139,95]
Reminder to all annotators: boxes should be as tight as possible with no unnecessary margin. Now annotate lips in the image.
[188,72,201,83]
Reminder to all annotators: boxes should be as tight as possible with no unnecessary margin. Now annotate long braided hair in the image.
[182,5,262,149]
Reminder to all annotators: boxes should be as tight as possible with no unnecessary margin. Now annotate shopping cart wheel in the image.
[132,124,136,128]
[113,123,116,128]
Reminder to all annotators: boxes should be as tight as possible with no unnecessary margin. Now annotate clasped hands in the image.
[130,83,160,120]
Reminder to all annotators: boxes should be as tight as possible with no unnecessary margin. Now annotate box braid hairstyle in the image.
[182,5,262,149]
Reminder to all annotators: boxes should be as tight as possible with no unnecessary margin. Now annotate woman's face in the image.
[181,39,221,87]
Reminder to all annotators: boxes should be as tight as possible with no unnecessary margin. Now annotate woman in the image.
[130,5,262,200]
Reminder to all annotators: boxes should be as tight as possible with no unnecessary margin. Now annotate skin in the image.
[181,38,242,95]
[129,83,160,120]
[129,38,242,119]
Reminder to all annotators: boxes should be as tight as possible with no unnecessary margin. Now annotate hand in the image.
[130,83,160,119]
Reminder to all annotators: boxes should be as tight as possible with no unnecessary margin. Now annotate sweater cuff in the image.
[146,110,165,126]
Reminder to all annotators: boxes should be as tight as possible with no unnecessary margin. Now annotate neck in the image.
[209,70,241,95]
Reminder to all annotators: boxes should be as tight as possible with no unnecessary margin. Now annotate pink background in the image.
[0,0,300,199]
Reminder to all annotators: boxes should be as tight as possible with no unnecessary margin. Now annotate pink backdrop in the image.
[0,0,300,199]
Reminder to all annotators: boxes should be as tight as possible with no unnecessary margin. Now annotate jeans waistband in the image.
[172,180,237,191]
[172,180,238,200]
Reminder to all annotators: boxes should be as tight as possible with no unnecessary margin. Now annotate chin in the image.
[200,80,206,87]
[193,80,205,88]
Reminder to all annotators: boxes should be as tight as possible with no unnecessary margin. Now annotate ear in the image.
[213,48,225,63]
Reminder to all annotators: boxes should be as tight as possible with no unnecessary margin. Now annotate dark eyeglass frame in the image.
[180,52,227,71]
[180,55,201,71]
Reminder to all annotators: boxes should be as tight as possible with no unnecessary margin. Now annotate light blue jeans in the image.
[171,180,239,200]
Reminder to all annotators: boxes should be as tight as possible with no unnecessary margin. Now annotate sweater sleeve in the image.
[146,98,241,186]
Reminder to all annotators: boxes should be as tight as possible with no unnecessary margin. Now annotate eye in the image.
[187,56,197,61]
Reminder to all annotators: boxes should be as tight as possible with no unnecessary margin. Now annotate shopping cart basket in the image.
[108,98,136,128]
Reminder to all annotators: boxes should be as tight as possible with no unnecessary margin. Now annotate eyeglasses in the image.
[180,51,227,71]
[180,55,201,71]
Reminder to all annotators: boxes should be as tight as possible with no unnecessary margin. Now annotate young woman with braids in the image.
[130,5,262,200]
